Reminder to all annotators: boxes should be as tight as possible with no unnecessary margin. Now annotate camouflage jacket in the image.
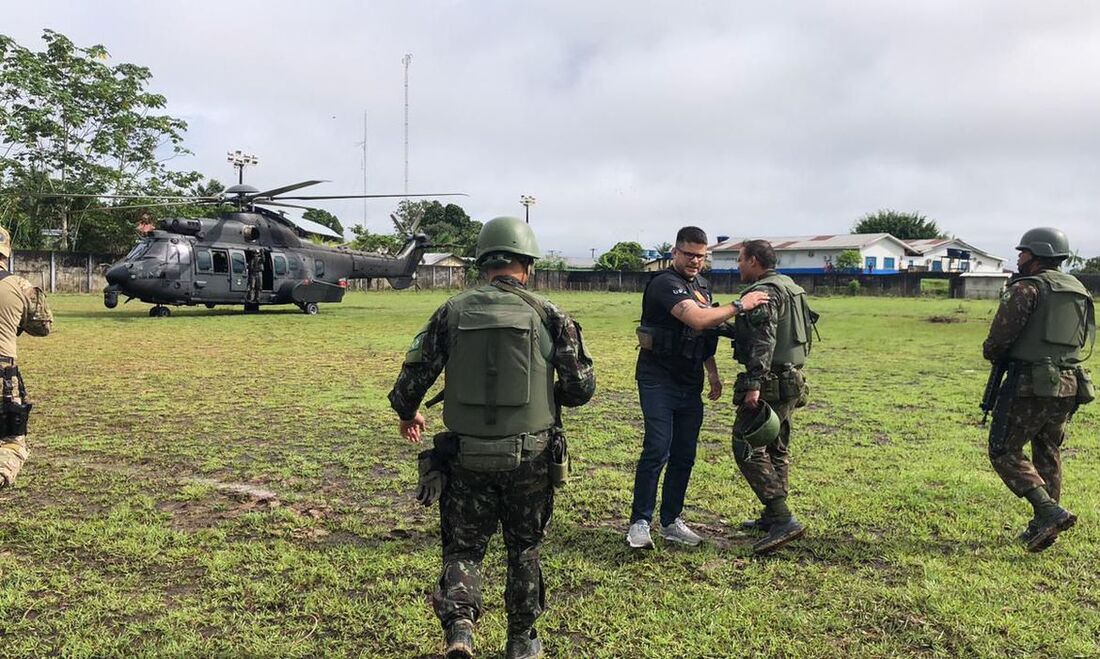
[388,276,596,421]
[983,274,1077,397]
[735,283,781,391]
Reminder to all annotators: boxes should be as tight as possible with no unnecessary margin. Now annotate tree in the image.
[1070,256,1100,274]
[393,199,481,256]
[302,208,343,237]
[348,224,401,254]
[835,249,862,271]
[595,241,643,271]
[0,30,200,252]
[852,210,944,240]
[535,254,568,271]
[652,241,673,255]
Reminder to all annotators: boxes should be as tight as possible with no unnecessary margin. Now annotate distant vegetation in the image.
[853,209,945,240]
[595,241,644,271]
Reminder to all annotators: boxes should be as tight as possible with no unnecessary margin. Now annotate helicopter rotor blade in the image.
[274,192,468,201]
[248,180,328,200]
[67,200,214,214]
[253,200,319,211]
[30,192,220,201]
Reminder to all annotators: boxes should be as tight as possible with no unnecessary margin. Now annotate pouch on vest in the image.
[635,326,655,351]
[777,367,806,403]
[761,375,781,404]
[1076,367,1096,406]
[451,308,534,409]
[549,428,570,487]
[1030,360,1063,397]
[458,436,523,472]
[4,401,31,437]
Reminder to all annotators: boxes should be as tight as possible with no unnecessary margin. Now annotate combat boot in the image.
[1017,519,1056,551]
[752,516,806,554]
[1024,506,1076,553]
[505,629,542,659]
[444,619,475,659]
[739,516,771,534]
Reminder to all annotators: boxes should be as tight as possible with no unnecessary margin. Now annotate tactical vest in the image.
[637,271,718,364]
[1007,270,1095,366]
[442,283,555,437]
[737,272,812,367]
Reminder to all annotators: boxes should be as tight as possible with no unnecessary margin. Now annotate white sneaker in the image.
[661,518,703,546]
[626,520,654,549]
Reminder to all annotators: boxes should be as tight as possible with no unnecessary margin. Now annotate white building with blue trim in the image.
[710,233,917,274]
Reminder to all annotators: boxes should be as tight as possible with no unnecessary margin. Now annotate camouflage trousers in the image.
[732,396,801,504]
[988,392,1075,499]
[0,371,28,489]
[434,450,553,634]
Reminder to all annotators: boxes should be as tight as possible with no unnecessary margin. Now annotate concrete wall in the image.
[9,251,120,293]
[345,265,467,291]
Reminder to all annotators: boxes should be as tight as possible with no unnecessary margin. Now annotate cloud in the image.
[5,0,1100,258]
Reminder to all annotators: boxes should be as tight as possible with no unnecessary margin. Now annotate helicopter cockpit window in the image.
[140,240,169,261]
[314,259,325,277]
[196,249,213,272]
[126,241,151,261]
[273,254,287,277]
[231,252,246,275]
[168,240,191,265]
[211,249,229,274]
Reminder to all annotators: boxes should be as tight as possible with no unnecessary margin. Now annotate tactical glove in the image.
[416,449,447,507]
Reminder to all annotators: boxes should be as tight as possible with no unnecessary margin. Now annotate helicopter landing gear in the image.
[244,303,260,314]
[149,305,171,318]
[299,302,319,315]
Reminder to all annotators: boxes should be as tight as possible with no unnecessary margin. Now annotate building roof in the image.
[420,252,466,266]
[903,238,1005,262]
[712,233,919,255]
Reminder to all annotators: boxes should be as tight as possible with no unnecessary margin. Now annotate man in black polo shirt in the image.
[627,226,769,548]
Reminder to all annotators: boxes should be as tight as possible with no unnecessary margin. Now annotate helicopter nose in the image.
[105,264,131,286]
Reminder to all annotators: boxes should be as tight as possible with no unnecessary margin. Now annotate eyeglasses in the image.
[676,248,707,262]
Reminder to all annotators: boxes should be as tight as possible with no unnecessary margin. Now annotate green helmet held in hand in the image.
[1016,227,1071,258]
[476,216,541,265]
[736,401,782,448]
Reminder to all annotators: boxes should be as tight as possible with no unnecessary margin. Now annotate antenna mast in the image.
[402,53,412,197]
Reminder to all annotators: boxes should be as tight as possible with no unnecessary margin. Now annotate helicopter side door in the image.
[194,247,232,300]
[229,249,248,293]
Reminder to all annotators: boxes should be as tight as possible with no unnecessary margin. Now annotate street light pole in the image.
[227,150,259,184]
[519,194,536,223]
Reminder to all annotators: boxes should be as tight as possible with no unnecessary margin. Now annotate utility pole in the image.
[403,53,412,197]
[357,110,368,223]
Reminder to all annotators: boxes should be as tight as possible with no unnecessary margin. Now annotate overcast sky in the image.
[5,1,1100,261]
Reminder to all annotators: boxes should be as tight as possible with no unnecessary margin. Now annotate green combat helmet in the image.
[736,401,781,448]
[1016,227,1070,258]
[476,216,541,266]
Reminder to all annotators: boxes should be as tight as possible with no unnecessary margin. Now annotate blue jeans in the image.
[630,380,705,527]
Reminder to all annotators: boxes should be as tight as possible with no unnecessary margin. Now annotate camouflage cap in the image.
[0,225,10,259]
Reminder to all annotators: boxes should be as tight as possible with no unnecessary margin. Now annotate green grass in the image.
[1,292,1098,657]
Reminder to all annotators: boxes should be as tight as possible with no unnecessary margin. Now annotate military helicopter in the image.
[51,181,462,316]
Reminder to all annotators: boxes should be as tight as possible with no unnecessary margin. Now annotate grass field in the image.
[1,291,1098,658]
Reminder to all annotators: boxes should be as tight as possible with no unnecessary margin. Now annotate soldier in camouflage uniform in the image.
[0,226,53,489]
[730,240,814,554]
[389,217,595,659]
[984,227,1094,552]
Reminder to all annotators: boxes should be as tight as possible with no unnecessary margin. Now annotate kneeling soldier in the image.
[389,217,595,659]
[0,226,53,490]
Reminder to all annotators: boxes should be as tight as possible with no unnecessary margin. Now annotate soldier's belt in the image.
[456,430,551,472]
[0,356,13,365]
